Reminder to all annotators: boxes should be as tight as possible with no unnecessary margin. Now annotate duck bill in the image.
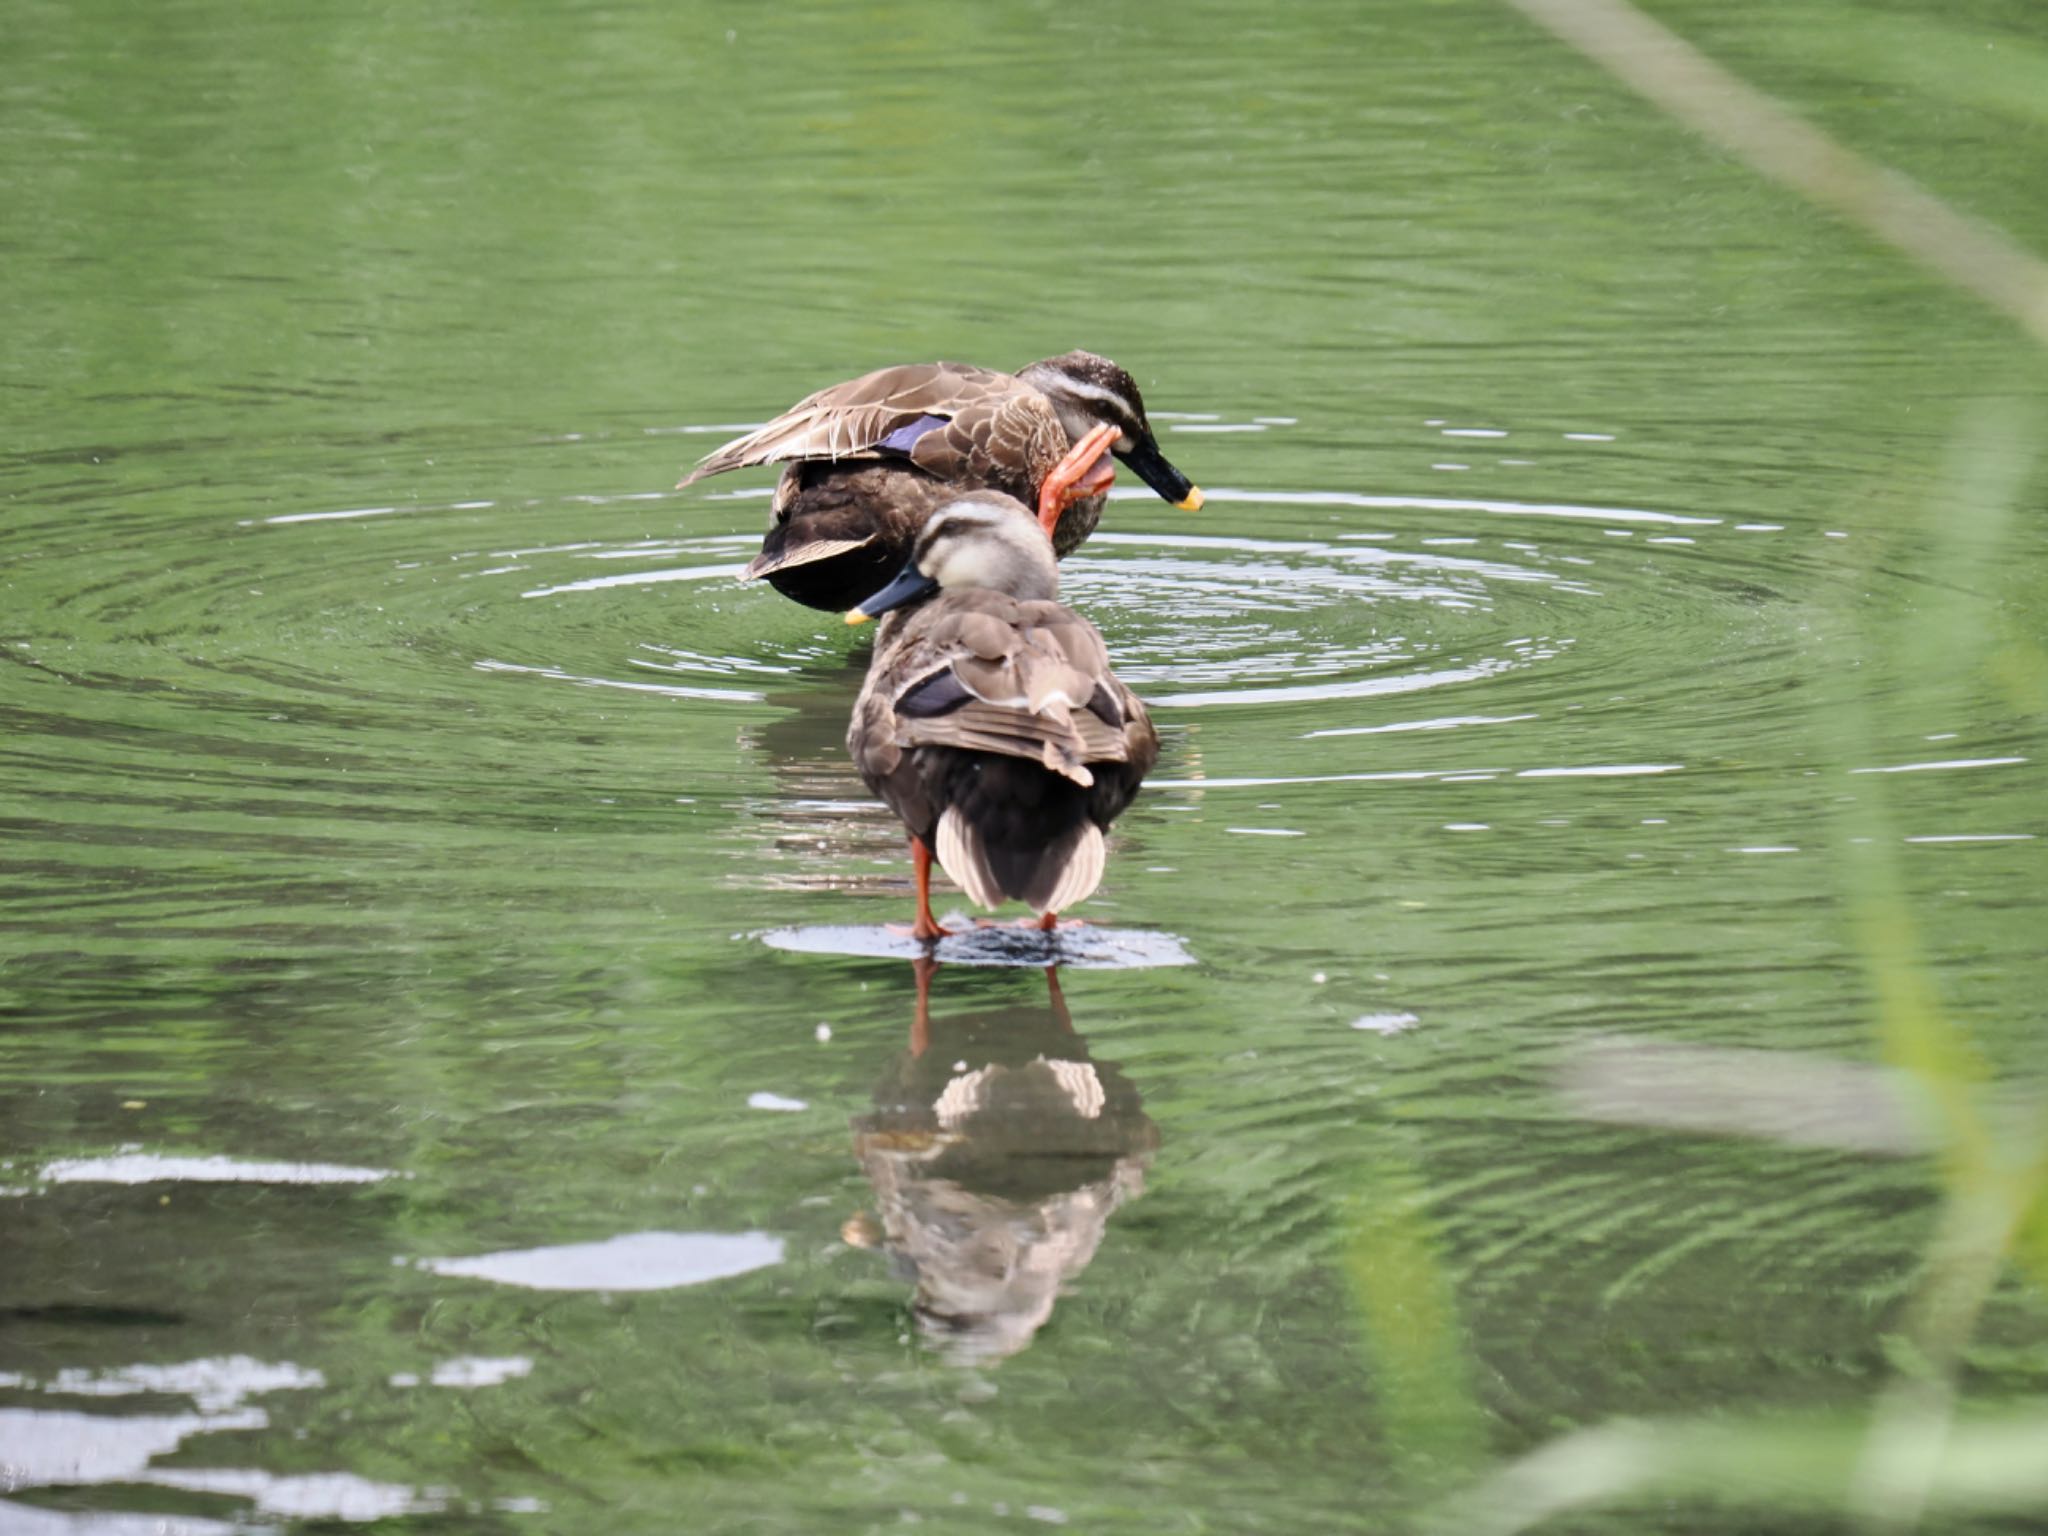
[845,564,938,625]
[1117,435,1205,511]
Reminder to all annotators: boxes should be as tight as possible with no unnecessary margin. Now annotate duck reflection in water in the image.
[844,956,1158,1365]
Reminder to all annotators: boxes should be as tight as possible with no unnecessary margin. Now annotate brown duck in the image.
[844,493,1159,939]
[677,351,1205,612]
[845,957,1158,1364]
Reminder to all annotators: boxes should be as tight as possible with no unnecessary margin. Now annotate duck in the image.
[843,493,1159,939]
[677,351,1205,612]
[844,956,1158,1364]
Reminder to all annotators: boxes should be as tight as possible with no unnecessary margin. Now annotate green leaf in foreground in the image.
[1440,1403,2048,1536]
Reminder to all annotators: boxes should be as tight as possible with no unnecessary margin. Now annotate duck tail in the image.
[934,807,1005,910]
[934,808,1105,915]
[1033,822,1105,915]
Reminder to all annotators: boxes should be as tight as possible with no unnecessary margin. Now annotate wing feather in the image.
[934,808,1006,909]
[743,533,877,580]
[678,363,1018,486]
[1037,824,1106,914]
[901,701,1095,786]
[868,594,1142,786]
[847,587,1154,908]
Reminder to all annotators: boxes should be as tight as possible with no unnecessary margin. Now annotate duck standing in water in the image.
[677,352,1204,612]
[844,495,1158,939]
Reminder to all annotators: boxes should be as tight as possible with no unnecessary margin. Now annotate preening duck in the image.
[678,352,1204,612]
[843,494,1159,939]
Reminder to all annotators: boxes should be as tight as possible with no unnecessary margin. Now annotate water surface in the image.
[4,2,2046,1531]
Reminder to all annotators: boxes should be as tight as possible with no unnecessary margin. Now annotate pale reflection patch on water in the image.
[388,1357,535,1389]
[10,1358,322,1413]
[1352,1011,1424,1035]
[1105,484,1719,525]
[472,657,764,703]
[413,1230,785,1291]
[34,1153,397,1187]
[1146,659,1538,709]
[1147,763,1684,790]
[757,923,1196,970]
[1849,756,2027,774]
[519,563,746,598]
[1306,713,1538,738]
[1904,833,2035,845]
[146,1468,428,1522]
[0,1358,425,1525]
[0,1500,236,1534]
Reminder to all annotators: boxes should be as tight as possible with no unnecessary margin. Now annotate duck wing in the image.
[679,362,1034,487]
[910,598,1130,780]
[741,464,954,612]
[901,384,1068,502]
[1077,657,1159,831]
[848,594,1155,914]
[849,594,1146,816]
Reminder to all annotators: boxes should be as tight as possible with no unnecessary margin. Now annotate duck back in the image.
[848,588,1158,918]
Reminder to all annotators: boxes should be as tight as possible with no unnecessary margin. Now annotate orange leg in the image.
[909,953,939,1057]
[1043,965,1072,1034]
[1028,911,1087,931]
[910,836,952,942]
[1035,422,1120,540]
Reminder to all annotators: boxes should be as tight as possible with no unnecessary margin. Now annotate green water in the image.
[4,1,2046,1531]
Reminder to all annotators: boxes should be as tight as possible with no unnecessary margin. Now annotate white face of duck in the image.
[915,498,1061,603]
[846,496,1061,624]
[1018,350,1205,512]
[1017,350,1150,454]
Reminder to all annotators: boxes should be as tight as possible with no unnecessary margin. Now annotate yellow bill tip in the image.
[844,610,873,626]
[1176,486,1206,512]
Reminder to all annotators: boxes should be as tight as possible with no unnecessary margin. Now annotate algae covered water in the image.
[4,3,2046,1531]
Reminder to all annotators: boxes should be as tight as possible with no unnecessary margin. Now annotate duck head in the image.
[845,495,1058,624]
[1015,350,1205,512]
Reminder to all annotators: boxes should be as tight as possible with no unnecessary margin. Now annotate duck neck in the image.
[1003,563,1060,604]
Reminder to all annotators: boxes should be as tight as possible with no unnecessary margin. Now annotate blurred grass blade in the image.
[1502,0,2048,349]
[1442,1404,2048,1536]
[1342,1178,1490,1486]
[1556,1035,1928,1155]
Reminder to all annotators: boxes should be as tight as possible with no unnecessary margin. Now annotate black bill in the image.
[845,562,940,625]
[1116,434,1205,510]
